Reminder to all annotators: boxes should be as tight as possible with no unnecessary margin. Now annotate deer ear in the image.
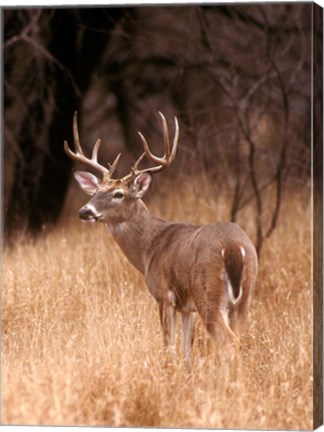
[132,172,152,198]
[74,170,99,195]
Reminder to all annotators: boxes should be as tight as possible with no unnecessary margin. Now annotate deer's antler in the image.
[122,112,179,182]
[64,112,121,179]
[65,111,179,183]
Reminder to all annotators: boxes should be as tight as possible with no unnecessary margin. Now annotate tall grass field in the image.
[2,175,312,429]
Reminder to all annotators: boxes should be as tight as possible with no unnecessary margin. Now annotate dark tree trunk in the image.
[4,8,125,237]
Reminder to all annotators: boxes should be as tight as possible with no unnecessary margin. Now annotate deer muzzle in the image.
[79,205,102,222]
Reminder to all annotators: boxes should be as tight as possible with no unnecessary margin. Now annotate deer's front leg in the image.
[158,296,177,357]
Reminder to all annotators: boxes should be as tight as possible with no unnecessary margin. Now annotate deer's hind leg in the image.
[191,276,239,363]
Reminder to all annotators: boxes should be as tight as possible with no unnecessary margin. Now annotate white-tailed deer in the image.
[65,112,258,368]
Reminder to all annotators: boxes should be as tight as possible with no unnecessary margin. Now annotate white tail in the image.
[65,112,258,368]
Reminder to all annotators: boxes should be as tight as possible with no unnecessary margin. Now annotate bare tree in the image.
[105,4,311,254]
[4,5,312,253]
[3,8,124,237]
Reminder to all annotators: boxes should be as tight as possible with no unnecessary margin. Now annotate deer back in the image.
[143,220,258,313]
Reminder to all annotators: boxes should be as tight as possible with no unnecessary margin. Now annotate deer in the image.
[64,111,258,369]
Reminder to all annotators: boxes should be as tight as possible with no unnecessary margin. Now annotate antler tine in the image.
[171,116,179,162]
[72,111,84,155]
[144,112,179,167]
[121,113,179,181]
[159,111,170,161]
[119,152,146,183]
[91,138,101,162]
[132,152,146,171]
[158,113,179,164]
[108,152,122,174]
[64,112,123,178]
[137,131,156,162]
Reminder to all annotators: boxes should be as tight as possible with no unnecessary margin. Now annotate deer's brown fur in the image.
[65,112,258,368]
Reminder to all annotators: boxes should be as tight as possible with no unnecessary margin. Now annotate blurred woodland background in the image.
[3,4,319,253]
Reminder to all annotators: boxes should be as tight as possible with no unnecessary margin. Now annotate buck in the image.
[64,112,258,368]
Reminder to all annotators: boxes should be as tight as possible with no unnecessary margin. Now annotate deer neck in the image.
[107,200,161,274]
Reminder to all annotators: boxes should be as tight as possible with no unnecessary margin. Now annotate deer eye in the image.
[113,191,125,199]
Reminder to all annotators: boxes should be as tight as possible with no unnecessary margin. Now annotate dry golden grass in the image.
[2,175,312,429]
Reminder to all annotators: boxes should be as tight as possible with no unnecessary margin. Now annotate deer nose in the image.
[79,205,96,220]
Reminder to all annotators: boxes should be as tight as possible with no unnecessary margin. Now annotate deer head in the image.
[64,112,179,224]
